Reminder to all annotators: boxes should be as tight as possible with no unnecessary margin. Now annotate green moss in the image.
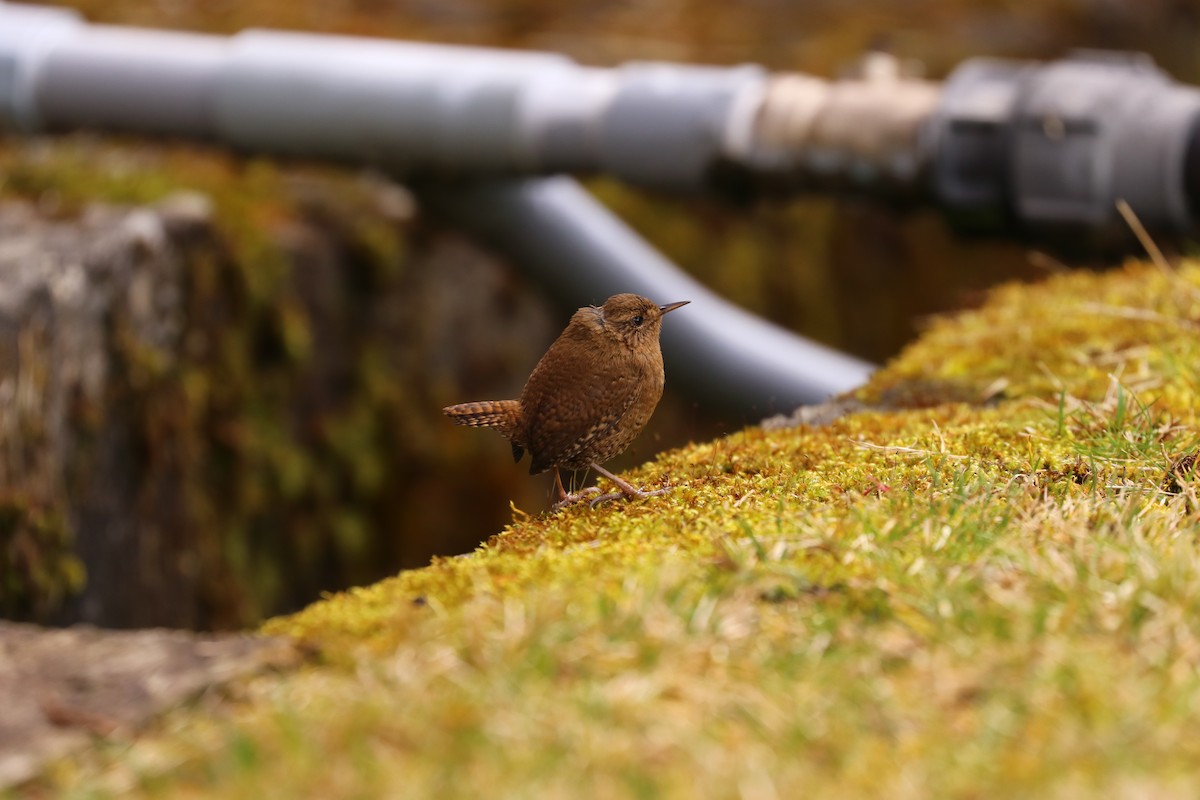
[34,256,1200,797]
[0,497,84,620]
[270,252,1200,650]
[861,261,1200,409]
[263,398,1093,648]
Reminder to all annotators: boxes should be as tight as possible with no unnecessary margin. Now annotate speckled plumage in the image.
[444,293,687,504]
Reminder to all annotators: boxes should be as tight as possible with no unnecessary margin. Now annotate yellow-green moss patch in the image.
[864,261,1200,409]
[33,259,1200,797]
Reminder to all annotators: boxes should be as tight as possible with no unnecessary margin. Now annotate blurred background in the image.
[1,0,1197,630]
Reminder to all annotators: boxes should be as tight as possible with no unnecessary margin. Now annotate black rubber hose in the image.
[1186,111,1200,224]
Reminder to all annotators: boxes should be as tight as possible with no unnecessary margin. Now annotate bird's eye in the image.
[631,314,644,327]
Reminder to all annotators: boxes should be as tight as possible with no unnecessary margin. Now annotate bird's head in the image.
[596,293,689,351]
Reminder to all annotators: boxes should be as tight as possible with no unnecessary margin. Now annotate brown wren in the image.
[443,293,689,507]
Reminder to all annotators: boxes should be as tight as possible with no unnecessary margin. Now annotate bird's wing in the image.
[522,348,642,475]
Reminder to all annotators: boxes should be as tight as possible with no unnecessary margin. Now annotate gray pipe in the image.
[422,178,874,411]
[0,3,767,191]
[0,2,931,195]
[0,0,874,411]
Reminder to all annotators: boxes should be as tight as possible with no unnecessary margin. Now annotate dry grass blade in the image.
[1116,198,1172,274]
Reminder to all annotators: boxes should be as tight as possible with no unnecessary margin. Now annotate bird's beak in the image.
[659,300,690,315]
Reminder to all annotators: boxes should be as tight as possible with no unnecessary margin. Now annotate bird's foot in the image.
[585,462,673,508]
[588,485,672,509]
[552,486,601,510]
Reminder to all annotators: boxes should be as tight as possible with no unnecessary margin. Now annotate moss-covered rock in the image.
[0,139,557,629]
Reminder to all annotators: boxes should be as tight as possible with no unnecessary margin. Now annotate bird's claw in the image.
[552,486,601,510]
[588,485,672,509]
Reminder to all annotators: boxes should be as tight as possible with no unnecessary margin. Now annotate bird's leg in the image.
[552,467,600,509]
[554,466,567,501]
[587,462,671,508]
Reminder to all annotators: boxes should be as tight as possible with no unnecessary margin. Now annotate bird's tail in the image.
[442,400,521,439]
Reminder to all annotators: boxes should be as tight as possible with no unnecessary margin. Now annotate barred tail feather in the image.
[442,400,521,439]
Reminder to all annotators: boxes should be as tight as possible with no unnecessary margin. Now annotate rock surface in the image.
[0,187,558,629]
[0,199,192,625]
[0,621,294,789]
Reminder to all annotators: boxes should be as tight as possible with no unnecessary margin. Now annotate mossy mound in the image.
[31,259,1200,797]
[270,260,1200,649]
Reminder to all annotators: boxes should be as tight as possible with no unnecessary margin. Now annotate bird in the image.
[443,293,689,507]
